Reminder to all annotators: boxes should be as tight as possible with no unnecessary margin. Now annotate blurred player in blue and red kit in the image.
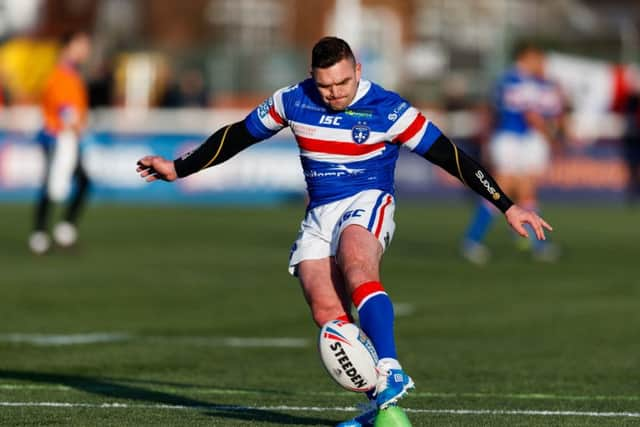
[462,42,563,264]
[136,37,552,426]
[28,31,92,255]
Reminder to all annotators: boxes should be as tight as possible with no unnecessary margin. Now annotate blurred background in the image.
[1,3,639,424]
[0,0,639,204]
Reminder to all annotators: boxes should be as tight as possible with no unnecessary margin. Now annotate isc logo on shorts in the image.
[337,209,366,228]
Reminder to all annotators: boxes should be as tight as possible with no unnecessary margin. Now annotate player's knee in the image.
[338,240,367,272]
[338,254,378,291]
[340,259,366,281]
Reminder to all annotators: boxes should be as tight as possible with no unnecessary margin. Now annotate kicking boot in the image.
[374,361,415,410]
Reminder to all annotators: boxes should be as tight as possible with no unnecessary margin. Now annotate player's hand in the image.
[505,205,553,240]
[136,156,177,182]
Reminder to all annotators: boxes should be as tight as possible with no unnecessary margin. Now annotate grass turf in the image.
[0,202,638,426]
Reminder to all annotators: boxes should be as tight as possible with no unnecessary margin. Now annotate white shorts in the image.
[489,131,550,175]
[47,130,79,202]
[288,189,396,276]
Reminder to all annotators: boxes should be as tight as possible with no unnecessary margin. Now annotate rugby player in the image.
[462,42,563,264]
[29,31,92,254]
[136,37,552,426]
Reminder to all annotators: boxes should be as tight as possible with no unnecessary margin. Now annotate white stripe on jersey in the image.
[299,148,386,163]
[386,107,420,139]
[258,86,289,132]
[384,106,433,152]
[401,121,429,152]
[272,87,288,121]
[289,120,386,144]
[260,111,282,131]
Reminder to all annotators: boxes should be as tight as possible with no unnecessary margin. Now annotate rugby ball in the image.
[318,320,379,392]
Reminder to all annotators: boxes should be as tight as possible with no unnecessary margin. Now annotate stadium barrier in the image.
[0,107,628,203]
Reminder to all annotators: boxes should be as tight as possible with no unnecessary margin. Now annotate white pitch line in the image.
[3,383,639,402]
[0,333,131,346]
[149,336,309,348]
[0,384,72,391]
[0,333,309,348]
[0,402,638,418]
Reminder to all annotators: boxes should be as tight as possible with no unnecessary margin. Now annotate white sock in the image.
[378,357,401,370]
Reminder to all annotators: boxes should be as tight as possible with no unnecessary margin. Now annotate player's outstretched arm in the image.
[423,134,553,240]
[136,156,177,182]
[136,120,262,183]
[504,204,552,240]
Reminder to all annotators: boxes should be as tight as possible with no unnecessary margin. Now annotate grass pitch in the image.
[0,201,639,426]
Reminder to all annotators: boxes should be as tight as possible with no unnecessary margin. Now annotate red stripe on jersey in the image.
[351,281,386,308]
[374,195,393,238]
[394,113,426,144]
[297,136,385,156]
[268,106,285,126]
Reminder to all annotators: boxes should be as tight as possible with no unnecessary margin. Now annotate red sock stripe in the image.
[336,314,351,323]
[351,281,385,308]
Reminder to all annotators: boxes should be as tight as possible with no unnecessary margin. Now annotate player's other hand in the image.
[136,156,177,182]
[505,205,553,240]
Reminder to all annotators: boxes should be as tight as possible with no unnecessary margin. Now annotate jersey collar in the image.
[348,79,371,107]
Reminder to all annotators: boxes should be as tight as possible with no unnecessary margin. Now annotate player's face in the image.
[70,35,92,65]
[521,50,546,78]
[530,51,546,78]
[312,59,361,111]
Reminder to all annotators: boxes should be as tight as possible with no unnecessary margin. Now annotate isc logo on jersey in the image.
[319,115,342,126]
[318,320,378,392]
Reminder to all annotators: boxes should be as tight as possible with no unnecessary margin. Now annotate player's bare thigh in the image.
[298,257,351,327]
[494,172,518,197]
[497,173,541,203]
[515,174,541,203]
[336,224,382,294]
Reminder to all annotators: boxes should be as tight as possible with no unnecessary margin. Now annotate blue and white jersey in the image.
[245,78,442,208]
[494,68,563,135]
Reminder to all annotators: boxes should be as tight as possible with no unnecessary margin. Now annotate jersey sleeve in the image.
[385,104,443,156]
[244,85,291,141]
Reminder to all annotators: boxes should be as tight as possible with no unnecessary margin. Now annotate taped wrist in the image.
[424,135,514,213]
[173,120,260,178]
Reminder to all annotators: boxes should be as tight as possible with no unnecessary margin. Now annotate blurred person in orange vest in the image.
[29,31,92,255]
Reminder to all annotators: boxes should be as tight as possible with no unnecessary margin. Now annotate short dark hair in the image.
[512,40,543,60]
[60,30,88,48]
[311,37,356,69]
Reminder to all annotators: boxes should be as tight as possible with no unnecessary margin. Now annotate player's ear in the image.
[355,63,362,80]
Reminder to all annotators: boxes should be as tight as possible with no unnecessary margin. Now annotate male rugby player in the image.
[462,42,562,264]
[29,31,92,254]
[137,37,551,426]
